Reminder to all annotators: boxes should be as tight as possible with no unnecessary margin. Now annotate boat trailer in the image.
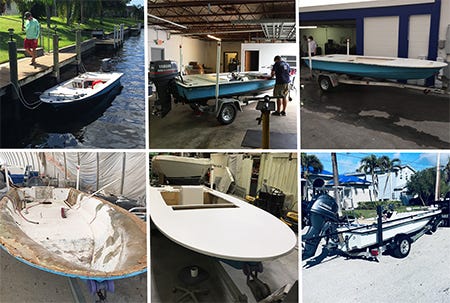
[302,194,443,263]
[311,71,450,95]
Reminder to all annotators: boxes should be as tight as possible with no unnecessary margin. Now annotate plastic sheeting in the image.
[258,153,298,210]
[0,152,146,200]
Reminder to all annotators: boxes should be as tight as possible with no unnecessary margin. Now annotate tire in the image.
[318,75,332,92]
[392,235,411,258]
[217,103,237,125]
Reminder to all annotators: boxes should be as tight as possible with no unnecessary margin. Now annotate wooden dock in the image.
[0,52,77,93]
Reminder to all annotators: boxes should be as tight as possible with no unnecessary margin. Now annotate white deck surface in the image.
[149,185,297,261]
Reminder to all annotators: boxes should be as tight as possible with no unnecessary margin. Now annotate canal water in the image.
[0,33,145,148]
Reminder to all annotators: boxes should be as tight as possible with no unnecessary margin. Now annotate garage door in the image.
[364,16,399,57]
[408,14,431,59]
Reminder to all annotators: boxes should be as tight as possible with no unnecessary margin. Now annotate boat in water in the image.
[40,72,123,111]
[174,72,276,102]
[0,186,147,281]
[152,155,211,185]
[302,194,442,260]
[150,185,297,262]
[302,54,448,80]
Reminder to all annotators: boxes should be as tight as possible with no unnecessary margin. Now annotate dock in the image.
[0,53,77,93]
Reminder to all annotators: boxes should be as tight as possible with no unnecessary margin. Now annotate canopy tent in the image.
[0,152,146,201]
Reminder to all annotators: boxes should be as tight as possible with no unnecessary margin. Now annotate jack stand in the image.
[243,262,271,301]
[86,280,114,303]
[256,95,276,149]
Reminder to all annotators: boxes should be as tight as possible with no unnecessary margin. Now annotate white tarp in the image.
[0,152,146,201]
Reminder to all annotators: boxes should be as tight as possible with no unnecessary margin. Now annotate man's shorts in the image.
[24,39,38,49]
[273,83,289,98]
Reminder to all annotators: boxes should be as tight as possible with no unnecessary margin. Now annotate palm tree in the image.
[378,155,402,199]
[301,153,323,201]
[358,154,381,201]
[301,153,323,179]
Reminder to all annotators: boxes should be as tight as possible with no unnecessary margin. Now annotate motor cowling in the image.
[302,194,339,260]
[149,61,179,117]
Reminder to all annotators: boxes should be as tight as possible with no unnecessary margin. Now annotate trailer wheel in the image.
[392,236,411,258]
[217,103,237,125]
[318,75,332,92]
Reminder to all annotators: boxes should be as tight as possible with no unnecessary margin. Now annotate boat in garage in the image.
[174,72,275,102]
[302,54,448,80]
[149,185,297,262]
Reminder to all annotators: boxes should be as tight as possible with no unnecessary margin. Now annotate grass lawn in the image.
[0,15,142,63]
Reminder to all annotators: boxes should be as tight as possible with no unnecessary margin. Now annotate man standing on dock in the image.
[22,12,40,65]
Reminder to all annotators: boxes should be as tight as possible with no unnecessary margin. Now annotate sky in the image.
[307,152,450,174]
[129,0,144,6]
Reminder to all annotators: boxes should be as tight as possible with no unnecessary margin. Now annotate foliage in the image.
[0,14,138,63]
[301,153,323,178]
[407,167,450,205]
[356,200,403,210]
[357,154,401,201]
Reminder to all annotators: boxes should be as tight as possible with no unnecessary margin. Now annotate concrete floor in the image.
[0,242,147,303]
[151,228,299,303]
[149,91,298,149]
[302,227,450,303]
[300,75,450,149]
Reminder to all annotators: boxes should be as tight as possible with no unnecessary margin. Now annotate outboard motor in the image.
[302,194,339,260]
[149,60,179,117]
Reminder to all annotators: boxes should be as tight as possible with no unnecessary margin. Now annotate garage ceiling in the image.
[148,0,296,42]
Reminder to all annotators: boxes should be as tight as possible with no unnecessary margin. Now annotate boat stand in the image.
[255,96,276,149]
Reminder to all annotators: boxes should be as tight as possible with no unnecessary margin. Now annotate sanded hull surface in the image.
[0,187,146,281]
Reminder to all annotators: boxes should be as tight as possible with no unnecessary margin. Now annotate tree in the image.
[407,165,450,205]
[301,153,323,179]
[378,155,401,198]
[358,154,381,201]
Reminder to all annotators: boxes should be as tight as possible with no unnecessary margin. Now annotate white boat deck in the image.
[150,185,297,262]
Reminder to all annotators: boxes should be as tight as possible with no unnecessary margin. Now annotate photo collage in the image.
[0,0,449,302]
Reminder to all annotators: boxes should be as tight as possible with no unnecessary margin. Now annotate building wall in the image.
[148,28,210,71]
[299,1,444,58]
[240,43,297,74]
[148,28,244,73]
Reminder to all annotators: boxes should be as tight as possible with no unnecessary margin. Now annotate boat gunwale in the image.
[336,209,441,236]
[0,187,147,280]
[302,54,448,69]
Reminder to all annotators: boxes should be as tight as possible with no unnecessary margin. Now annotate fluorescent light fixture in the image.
[148,13,188,29]
[207,34,221,41]
[299,26,318,29]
